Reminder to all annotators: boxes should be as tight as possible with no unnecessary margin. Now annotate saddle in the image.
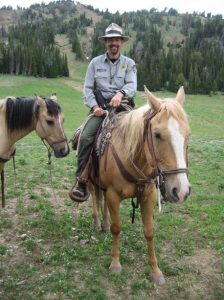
[71,99,134,152]
[71,102,134,181]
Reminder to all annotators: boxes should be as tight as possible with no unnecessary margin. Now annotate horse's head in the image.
[34,95,69,158]
[144,86,191,203]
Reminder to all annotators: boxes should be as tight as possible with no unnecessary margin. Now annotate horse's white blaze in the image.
[168,117,186,168]
[168,117,189,197]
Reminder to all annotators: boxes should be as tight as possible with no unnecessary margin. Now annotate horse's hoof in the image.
[101,223,110,232]
[152,273,166,286]
[93,220,101,231]
[109,264,122,274]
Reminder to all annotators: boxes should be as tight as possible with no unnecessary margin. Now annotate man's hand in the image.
[109,92,123,107]
[93,105,105,117]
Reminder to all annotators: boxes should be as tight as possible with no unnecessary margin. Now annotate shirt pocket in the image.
[95,71,110,89]
[115,69,126,87]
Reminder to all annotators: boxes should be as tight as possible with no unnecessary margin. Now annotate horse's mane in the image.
[117,105,148,159]
[117,99,188,159]
[5,96,61,132]
[45,98,61,116]
[5,97,36,132]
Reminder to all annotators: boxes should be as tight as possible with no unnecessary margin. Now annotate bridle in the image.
[42,137,68,164]
[144,109,189,200]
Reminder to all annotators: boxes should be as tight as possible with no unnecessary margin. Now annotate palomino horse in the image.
[90,86,191,285]
[0,95,69,207]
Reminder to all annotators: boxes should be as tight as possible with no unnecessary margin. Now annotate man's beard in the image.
[109,45,119,54]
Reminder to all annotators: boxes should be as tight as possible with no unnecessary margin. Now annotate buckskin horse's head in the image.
[34,95,69,158]
[144,86,191,203]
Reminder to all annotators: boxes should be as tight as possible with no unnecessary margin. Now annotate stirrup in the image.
[69,182,90,202]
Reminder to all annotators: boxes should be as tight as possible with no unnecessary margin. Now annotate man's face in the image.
[105,37,124,56]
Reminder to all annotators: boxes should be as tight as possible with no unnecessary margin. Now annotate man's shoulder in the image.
[120,55,135,65]
[91,54,106,64]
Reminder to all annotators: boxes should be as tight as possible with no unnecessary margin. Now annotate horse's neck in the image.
[111,128,153,177]
[0,125,34,159]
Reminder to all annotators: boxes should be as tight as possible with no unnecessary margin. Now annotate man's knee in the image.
[79,132,95,145]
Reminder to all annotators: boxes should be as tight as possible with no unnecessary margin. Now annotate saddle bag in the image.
[71,127,82,150]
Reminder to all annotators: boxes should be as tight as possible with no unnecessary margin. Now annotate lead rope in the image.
[156,176,162,213]
[42,139,59,206]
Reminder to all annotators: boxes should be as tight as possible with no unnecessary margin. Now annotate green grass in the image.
[0,75,223,299]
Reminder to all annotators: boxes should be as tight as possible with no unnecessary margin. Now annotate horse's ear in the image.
[36,96,45,107]
[175,86,185,106]
[50,93,57,101]
[144,85,161,111]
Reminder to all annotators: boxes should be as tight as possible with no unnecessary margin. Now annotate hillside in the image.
[0,1,224,94]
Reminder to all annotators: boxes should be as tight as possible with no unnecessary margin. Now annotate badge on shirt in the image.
[121,63,127,70]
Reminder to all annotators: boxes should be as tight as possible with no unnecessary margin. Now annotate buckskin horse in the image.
[90,86,191,285]
[0,95,69,207]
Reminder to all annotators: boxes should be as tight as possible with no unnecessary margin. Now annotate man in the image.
[69,23,137,202]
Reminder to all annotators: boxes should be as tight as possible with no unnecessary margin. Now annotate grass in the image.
[0,74,224,299]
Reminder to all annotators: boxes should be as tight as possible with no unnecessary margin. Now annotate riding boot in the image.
[69,178,90,202]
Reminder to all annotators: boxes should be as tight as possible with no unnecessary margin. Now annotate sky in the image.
[0,0,223,16]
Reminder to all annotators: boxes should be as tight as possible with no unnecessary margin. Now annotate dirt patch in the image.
[182,248,221,278]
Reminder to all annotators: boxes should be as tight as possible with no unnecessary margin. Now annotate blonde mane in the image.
[116,105,148,159]
[116,98,188,159]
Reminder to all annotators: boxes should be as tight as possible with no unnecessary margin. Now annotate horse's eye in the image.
[154,132,161,139]
[46,120,54,125]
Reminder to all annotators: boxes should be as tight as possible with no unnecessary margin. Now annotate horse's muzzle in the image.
[168,185,191,203]
[53,142,70,158]
[163,175,191,203]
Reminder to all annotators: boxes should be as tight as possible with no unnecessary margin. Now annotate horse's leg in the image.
[102,192,110,232]
[140,188,165,285]
[106,189,122,273]
[0,163,3,174]
[0,163,5,208]
[89,184,101,231]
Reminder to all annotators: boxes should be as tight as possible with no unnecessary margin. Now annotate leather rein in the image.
[109,109,188,220]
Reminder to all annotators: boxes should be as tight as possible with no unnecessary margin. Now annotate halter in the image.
[144,109,189,201]
[42,137,68,165]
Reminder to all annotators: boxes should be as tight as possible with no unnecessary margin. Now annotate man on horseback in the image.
[69,23,137,202]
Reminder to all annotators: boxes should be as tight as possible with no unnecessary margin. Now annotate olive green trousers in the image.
[76,115,104,179]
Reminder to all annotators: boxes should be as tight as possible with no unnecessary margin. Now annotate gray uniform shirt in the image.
[83,53,137,109]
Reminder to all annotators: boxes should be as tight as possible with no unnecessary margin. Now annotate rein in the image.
[41,138,67,204]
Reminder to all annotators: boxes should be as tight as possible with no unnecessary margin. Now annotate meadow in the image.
[0,74,223,299]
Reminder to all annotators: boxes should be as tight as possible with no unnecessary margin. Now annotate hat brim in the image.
[98,34,129,42]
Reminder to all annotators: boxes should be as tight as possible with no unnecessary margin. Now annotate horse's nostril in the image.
[59,147,69,156]
[172,187,179,201]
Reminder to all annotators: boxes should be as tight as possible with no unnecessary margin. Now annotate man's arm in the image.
[109,58,137,107]
[121,59,137,98]
[83,60,98,109]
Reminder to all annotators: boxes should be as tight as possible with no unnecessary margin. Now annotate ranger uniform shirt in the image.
[83,53,137,109]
